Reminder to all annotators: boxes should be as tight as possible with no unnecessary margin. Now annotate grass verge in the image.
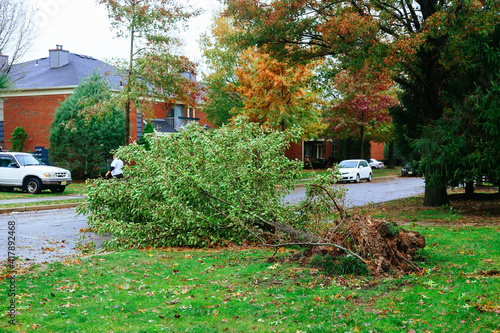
[1,224,499,332]
[0,199,83,211]
[0,182,87,200]
[371,188,500,225]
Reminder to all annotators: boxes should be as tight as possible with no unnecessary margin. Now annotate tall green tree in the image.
[200,14,244,126]
[49,73,125,179]
[225,0,500,206]
[98,0,205,144]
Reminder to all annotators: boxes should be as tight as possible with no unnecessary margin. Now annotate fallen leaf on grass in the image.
[60,302,77,308]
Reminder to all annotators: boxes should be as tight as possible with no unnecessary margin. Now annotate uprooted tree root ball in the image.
[294,216,426,276]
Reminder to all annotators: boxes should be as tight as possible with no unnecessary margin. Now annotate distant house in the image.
[0,45,211,154]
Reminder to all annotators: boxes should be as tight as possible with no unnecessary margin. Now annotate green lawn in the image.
[0,182,87,200]
[1,224,498,332]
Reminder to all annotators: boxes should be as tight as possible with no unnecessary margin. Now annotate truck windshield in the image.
[15,154,43,166]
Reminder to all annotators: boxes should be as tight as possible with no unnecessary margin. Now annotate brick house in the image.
[0,46,210,154]
[0,45,384,166]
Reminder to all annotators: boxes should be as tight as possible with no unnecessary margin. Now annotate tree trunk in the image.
[124,3,136,145]
[423,185,448,206]
[346,138,353,159]
[125,100,131,145]
[359,125,365,159]
[465,181,474,196]
[388,141,394,168]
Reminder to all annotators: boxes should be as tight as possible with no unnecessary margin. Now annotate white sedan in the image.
[337,159,372,183]
[369,158,385,169]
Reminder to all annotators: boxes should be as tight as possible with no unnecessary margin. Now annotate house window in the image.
[305,142,324,160]
[313,143,322,159]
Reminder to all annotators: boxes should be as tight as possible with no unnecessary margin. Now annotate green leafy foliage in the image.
[49,73,125,179]
[0,72,11,89]
[81,118,336,248]
[137,122,154,150]
[8,126,27,151]
[200,14,244,126]
[386,221,402,236]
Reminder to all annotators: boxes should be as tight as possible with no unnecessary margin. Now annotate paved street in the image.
[0,177,425,265]
[0,208,107,264]
[284,177,425,206]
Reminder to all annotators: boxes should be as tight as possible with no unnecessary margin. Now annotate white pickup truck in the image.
[0,152,72,194]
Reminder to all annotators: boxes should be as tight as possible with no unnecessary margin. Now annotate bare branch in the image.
[263,242,366,263]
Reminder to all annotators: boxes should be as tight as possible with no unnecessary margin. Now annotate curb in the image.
[0,202,83,214]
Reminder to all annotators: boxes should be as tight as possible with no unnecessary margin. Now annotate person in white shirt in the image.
[106,154,124,179]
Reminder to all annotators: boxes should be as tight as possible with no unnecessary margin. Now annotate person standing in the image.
[106,154,124,179]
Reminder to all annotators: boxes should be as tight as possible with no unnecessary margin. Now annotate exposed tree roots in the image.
[265,214,426,276]
[311,216,425,275]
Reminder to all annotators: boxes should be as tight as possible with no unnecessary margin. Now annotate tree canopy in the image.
[200,14,244,126]
[224,0,500,205]
[201,12,325,138]
[49,73,125,179]
[326,66,397,159]
[98,0,205,143]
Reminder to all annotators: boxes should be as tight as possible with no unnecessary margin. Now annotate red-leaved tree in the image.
[328,66,397,159]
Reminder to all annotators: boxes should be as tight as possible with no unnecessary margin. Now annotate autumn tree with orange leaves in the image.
[201,15,325,138]
[233,48,325,138]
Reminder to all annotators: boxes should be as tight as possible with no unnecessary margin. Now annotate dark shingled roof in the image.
[8,52,123,90]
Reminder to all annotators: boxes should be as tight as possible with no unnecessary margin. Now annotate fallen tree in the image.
[80,118,425,275]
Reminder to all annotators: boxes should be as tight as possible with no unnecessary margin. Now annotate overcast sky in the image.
[23,0,222,75]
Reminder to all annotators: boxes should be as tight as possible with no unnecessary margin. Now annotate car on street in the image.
[369,158,385,169]
[0,152,72,194]
[401,162,422,177]
[337,159,372,183]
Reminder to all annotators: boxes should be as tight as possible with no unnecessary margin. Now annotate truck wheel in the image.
[26,177,42,194]
[51,185,66,193]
